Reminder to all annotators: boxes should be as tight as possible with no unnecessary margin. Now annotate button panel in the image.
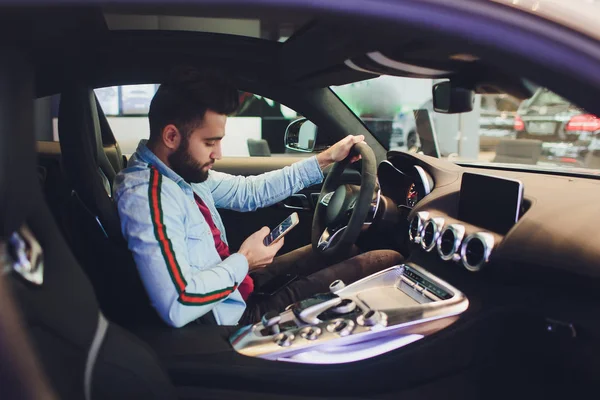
[231,264,470,363]
[357,310,388,327]
[274,332,296,347]
[327,319,356,337]
[299,326,322,341]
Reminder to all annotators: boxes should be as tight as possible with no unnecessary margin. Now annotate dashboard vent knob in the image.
[460,232,495,272]
[437,224,465,261]
[421,217,444,252]
[408,211,429,243]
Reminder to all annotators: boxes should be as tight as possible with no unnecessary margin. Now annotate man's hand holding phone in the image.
[238,227,284,271]
[238,213,299,271]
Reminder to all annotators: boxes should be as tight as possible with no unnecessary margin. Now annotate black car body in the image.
[515,87,600,165]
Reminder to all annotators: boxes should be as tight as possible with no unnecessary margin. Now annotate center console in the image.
[230,264,468,364]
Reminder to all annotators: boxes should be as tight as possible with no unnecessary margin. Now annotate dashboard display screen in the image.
[458,172,524,234]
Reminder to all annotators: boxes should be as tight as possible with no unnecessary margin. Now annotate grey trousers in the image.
[239,245,403,325]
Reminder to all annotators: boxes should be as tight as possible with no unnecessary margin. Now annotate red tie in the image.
[194,194,254,300]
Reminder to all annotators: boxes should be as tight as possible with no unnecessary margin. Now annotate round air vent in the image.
[460,232,495,272]
[408,212,429,243]
[421,217,444,252]
[437,224,465,261]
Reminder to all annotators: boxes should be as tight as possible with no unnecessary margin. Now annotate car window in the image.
[333,76,600,173]
[527,88,570,108]
[94,84,305,157]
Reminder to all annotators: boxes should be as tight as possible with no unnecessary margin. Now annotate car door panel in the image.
[214,156,361,253]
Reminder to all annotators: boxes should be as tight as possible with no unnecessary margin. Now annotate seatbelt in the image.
[84,313,108,400]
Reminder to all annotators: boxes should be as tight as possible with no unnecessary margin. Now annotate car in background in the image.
[478,94,520,150]
[390,94,519,153]
[121,85,157,115]
[514,87,600,165]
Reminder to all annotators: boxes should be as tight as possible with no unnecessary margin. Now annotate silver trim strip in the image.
[344,59,380,75]
[282,194,309,211]
[367,52,452,76]
[85,313,109,400]
[460,232,495,272]
[414,165,432,196]
[437,224,466,261]
[320,192,334,207]
[363,188,381,227]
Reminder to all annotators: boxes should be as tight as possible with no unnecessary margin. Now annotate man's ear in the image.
[161,124,181,151]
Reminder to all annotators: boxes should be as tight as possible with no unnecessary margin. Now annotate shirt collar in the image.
[134,140,191,189]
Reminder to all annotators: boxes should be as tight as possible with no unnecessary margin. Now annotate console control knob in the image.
[261,311,281,334]
[299,326,322,341]
[357,310,388,327]
[273,332,295,347]
[329,279,345,293]
[330,299,357,314]
[326,319,355,337]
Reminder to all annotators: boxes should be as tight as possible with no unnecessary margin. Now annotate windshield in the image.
[333,76,600,174]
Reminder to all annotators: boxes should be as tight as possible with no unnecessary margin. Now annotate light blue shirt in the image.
[114,140,323,327]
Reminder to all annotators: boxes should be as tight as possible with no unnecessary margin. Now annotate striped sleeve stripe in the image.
[148,167,238,306]
[149,167,187,292]
[180,284,238,306]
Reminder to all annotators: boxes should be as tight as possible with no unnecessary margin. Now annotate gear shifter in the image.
[292,292,343,325]
[261,311,281,334]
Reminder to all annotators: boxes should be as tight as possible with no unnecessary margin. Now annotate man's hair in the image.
[148,67,239,141]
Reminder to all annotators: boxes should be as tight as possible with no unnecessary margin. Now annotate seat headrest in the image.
[58,85,117,191]
[58,85,104,165]
[0,56,38,239]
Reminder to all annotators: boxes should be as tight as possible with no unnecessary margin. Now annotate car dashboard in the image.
[231,150,600,379]
[383,150,600,282]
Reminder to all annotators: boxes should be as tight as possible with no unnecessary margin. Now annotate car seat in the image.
[57,85,161,327]
[247,138,272,156]
[0,61,177,399]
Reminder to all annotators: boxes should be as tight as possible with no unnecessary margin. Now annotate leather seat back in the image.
[97,97,127,173]
[58,87,121,238]
[1,59,176,400]
[58,85,160,327]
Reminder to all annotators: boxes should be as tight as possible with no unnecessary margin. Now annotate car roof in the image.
[492,0,600,42]
[2,0,598,115]
[20,6,525,98]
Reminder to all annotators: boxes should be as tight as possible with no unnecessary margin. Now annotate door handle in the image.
[279,194,310,211]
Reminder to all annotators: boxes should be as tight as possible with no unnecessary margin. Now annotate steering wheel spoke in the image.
[317,226,347,251]
[312,142,377,258]
[320,192,334,206]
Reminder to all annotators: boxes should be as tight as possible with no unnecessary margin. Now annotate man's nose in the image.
[212,142,222,160]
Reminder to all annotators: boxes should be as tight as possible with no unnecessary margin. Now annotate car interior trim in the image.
[437,223,466,262]
[366,51,452,77]
[460,231,495,272]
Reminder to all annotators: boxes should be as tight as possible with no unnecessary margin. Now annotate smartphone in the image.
[263,212,300,246]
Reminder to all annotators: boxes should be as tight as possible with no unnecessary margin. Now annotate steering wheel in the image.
[312,142,379,259]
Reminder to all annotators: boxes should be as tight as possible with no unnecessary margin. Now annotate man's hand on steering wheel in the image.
[312,137,377,259]
[316,135,365,170]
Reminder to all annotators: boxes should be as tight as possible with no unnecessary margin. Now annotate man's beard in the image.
[168,136,213,184]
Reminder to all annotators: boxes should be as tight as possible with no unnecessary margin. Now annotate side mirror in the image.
[284,118,317,152]
[432,81,474,114]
